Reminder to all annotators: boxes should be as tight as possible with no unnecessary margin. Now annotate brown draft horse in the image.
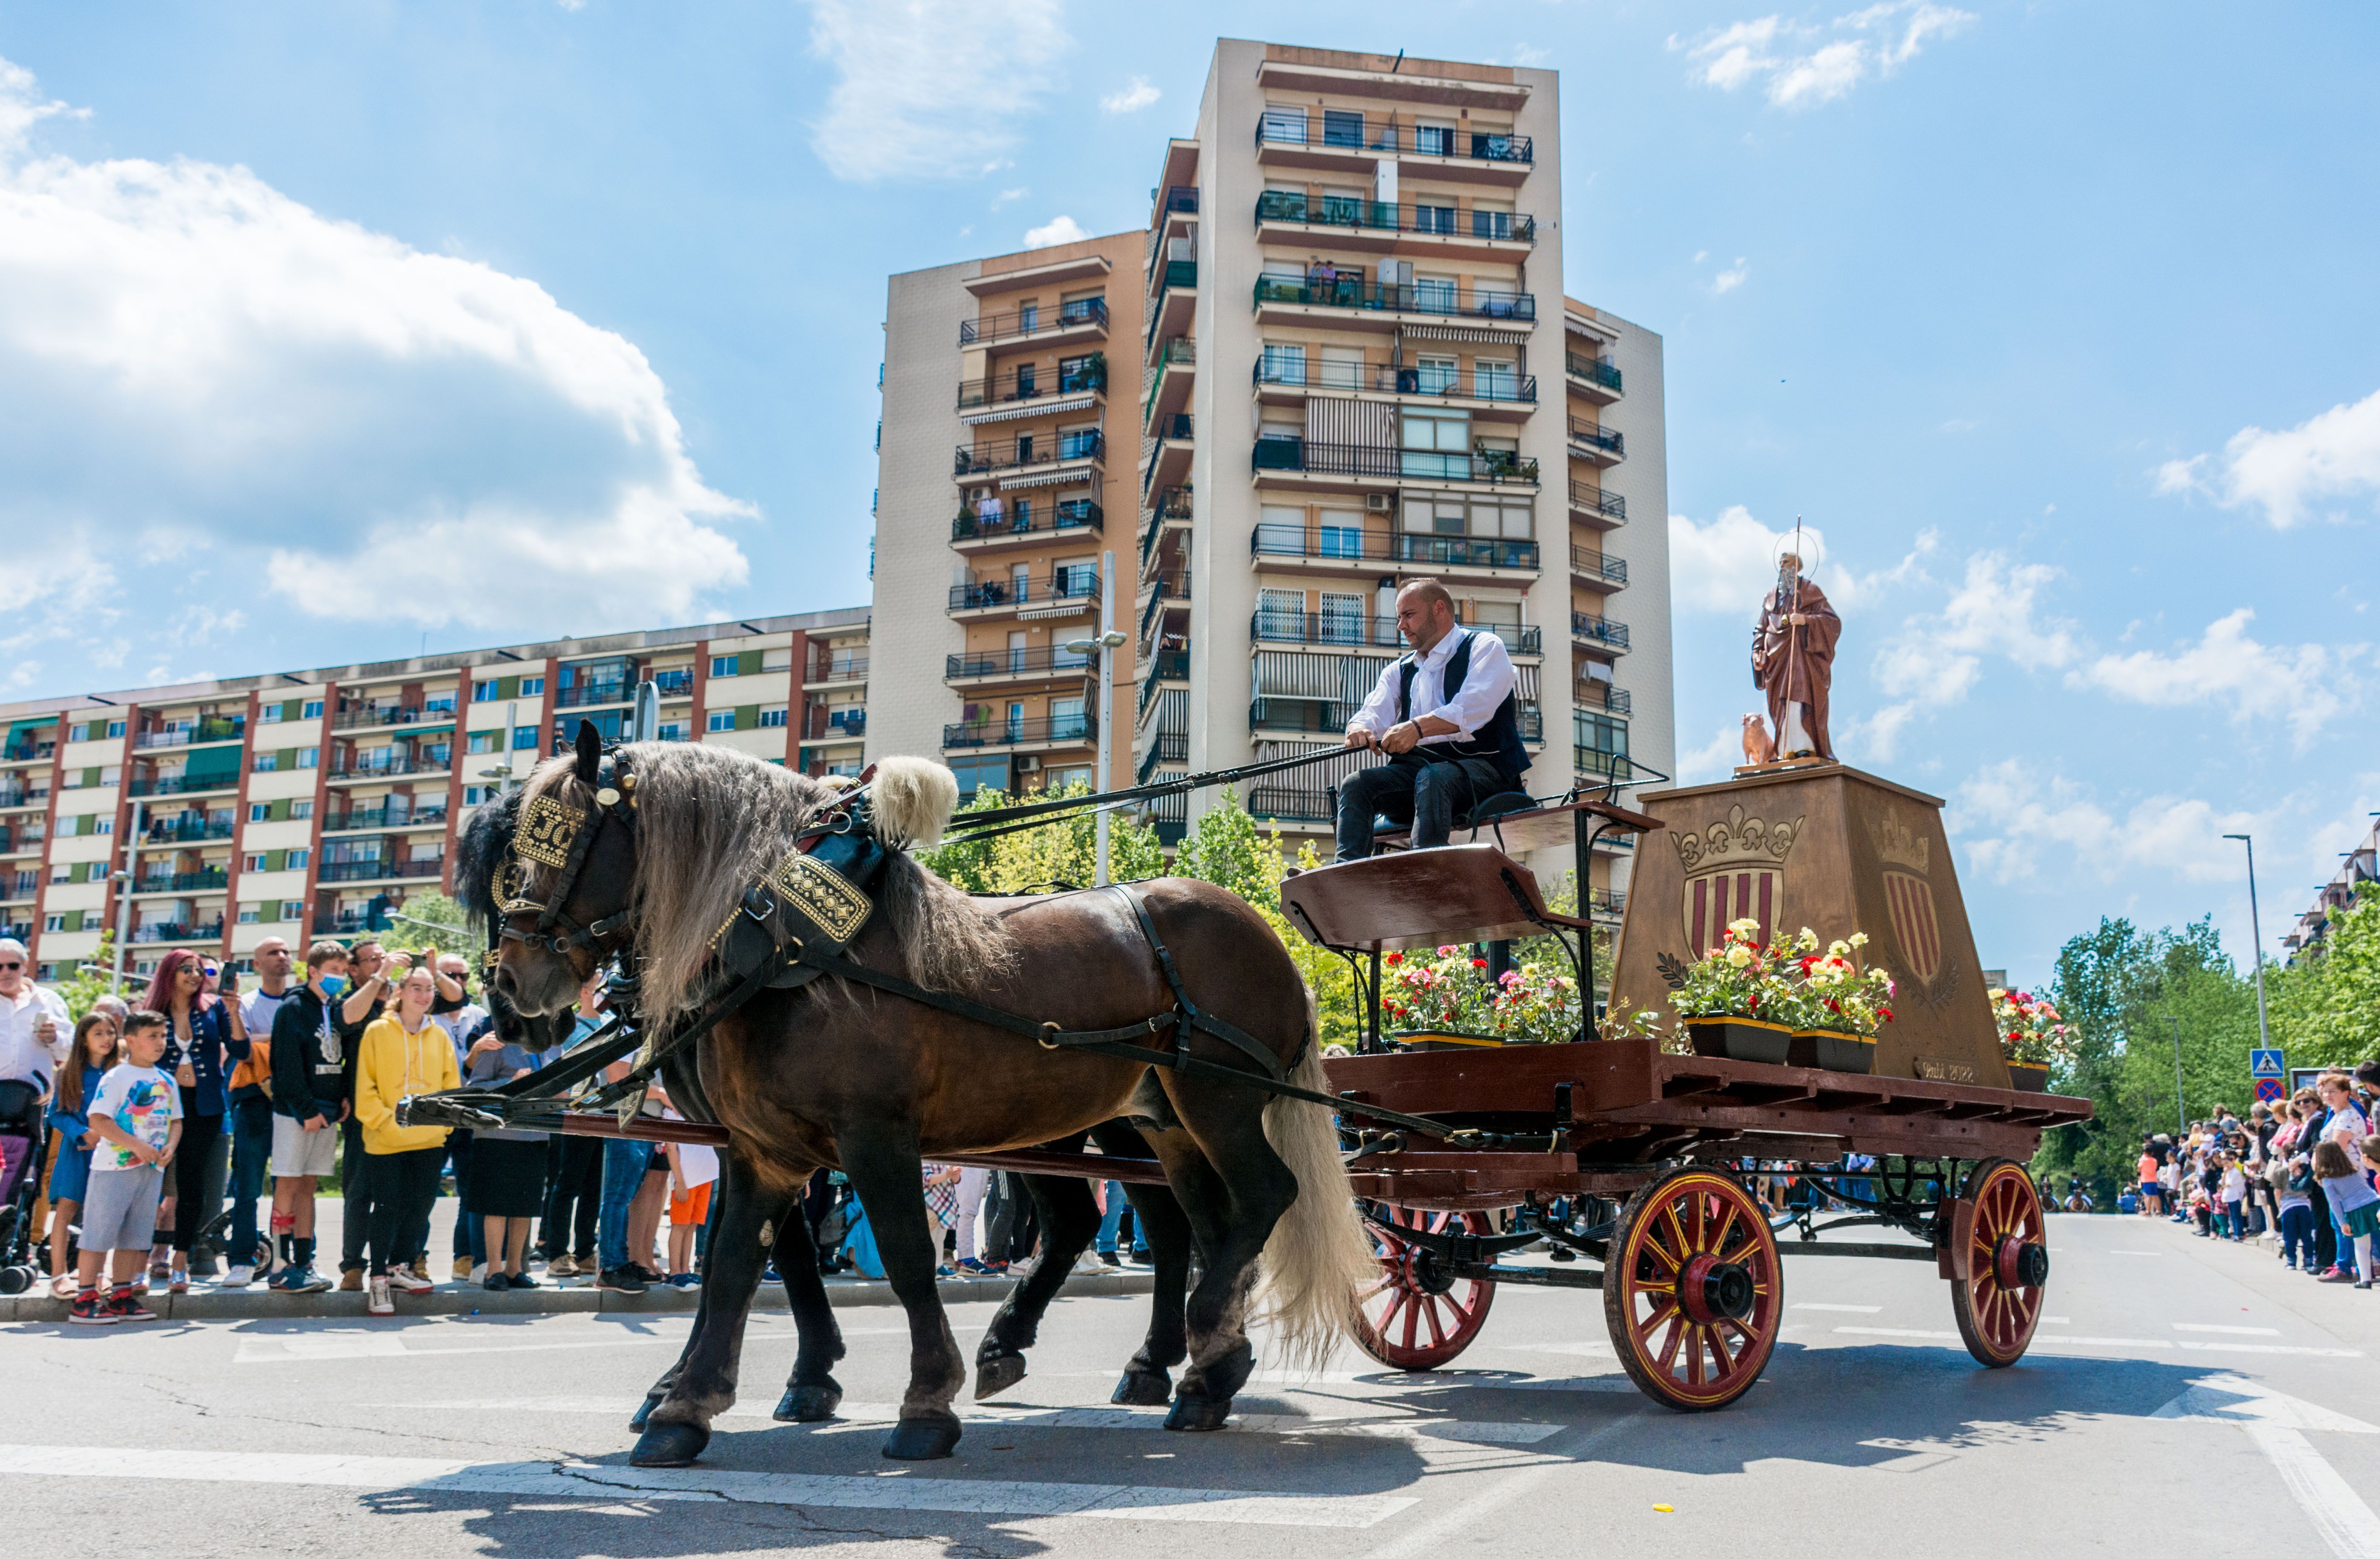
[488,733,1373,1462]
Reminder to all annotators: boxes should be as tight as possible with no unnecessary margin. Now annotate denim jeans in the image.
[1096,1180,1126,1255]
[2281,1203,2315,1267]
[1333,752,1508,861]
[224,1095,275,1263]
[598,1138,654,1272]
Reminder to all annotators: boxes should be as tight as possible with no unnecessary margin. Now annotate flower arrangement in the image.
[1381,946,1582,1044]
[1989,987,2072,1067]
[1669,920,1896,1037]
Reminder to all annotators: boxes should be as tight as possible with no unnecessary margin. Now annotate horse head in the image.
[489,720,643,1017]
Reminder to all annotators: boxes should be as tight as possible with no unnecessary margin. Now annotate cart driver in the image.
[1334,579,1531,862]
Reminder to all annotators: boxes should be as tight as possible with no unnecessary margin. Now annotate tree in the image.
[53,930,124,1020]
[915,783,1166,894]
[376,891,474,957]
[2270,885,2380,1068]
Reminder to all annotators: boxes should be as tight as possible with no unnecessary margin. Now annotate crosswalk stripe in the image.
[1832,1328,2359,1359]
[0,1444,1417,1529]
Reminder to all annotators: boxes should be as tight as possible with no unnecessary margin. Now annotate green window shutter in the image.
[734,705,758,731]
[738,652,763,677]
[498,677,519,701]
[65,910,84,933]
[82,767,101,787]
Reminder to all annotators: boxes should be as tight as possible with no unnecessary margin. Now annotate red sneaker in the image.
[67,1290,117,1326]
[107,1289,160,1321]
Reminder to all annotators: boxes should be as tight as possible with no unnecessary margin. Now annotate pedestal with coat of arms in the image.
[1607,761,2009,1087]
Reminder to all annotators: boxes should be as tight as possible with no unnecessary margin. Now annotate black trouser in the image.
[1333,752,1509,861]
[362,1146,445,1276]
[446,1130,475,1259]
[168,1110,226,1253]
[539,1135,602,1258]
[340,1116,373,1272]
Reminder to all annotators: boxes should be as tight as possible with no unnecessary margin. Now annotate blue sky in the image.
[2,2,2375,991]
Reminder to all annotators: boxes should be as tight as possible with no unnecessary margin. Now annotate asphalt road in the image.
[11,1209,2380,1558]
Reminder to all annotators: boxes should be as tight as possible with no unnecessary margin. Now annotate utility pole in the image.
[2171,1014,2186,1137]
[1064,551,1127,888]
[111,798,144,992]
[2223,833,2274,1053]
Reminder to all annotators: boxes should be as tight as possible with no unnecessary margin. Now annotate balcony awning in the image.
[961,392,1099,427]
[996,466,1097,492]
[1399,323,1534,347]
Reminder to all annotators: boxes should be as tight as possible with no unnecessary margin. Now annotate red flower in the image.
[1384,952,1402,965]
[1879,1008,1894,1022]
[1471,958,1488,969]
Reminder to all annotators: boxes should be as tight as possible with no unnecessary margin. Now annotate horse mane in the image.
[516,742,1012,1023]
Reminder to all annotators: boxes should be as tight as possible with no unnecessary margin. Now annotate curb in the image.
[0,1269,1156,1324]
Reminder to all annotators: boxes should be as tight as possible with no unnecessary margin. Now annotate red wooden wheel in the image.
[1950,1158,2047,1367]
[1603,1167,1781,1411]
[1352,1205,1499,1370]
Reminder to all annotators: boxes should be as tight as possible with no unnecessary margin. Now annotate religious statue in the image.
[1750,550,1840,761]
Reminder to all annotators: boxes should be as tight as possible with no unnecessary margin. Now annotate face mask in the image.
[319,975,348,997]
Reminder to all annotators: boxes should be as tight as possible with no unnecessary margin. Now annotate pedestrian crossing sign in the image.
[2251,1048,2285,1078]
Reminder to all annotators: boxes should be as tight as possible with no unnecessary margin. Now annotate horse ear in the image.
[574,720,603,785]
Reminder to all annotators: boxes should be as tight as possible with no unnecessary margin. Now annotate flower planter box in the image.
[2006,1062,2049,1093]
[1787,1029,1875,1075]
[1682,1016,1792,1065]
[1391,1030,1507,1052]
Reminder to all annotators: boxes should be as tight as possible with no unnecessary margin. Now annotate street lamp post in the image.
[2222,832,2274,1053]
[2171,1014,2186,1137]
[1061,550,1127,888]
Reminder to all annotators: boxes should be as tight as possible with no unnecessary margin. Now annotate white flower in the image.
[1727,916,1760,934]
[1725,945,1753,968]
[1827,938,1850,957]
[1848,932,1869,948]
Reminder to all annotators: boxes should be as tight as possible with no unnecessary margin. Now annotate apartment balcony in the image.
[0,830,40,857]
[1250,435,1538,492]
[0,784,48,809]
[135,716,247,749]
[1251,611,1541,657]
[956,364,1106,426]
[1575,680,1633,717]
[1253,277,1535,333]
[1570,547,1629,591]
[951,498,1103,556]
[318,857,444,885]
[1567,419,1625,467]
[1569,481,1628,528]
[331,705,456,733]
[1565,351,1624,405]
[948,571,1101,624]
[1143,337,1196,433]
[0,739,53,764]
[143,816,237,844]
[954,430,1104,491]
[1253,357,1535,421]
[945,648,1093,688]
[1252,192,1537,264]
[1144,413,1194,496]
[804,656,869,690]
[1138,570,1190,639]
[803,708,867,744]
[555,681,633,710]
[1253,113,1534,186]
[0,920,30,942]
[648,669,696,699]
[1139,731,1188,771]
[958,298,1109,351]
[323,803,449,834]
[1248,785,1333,825]
[1575,747,1633,785]
[1147,261,1197,359]
[1250,524,1540,583]
[941,714,1096,754]
[328,753,452,782]
[1136,649,1190,724]
[1572,613,1632,654]
[132,869,229,895]
[1141,486,1193,573]
[133,921,226,946]
[1139,791,1188,848]
[1251,698,1542,744]
[128,772,239,799]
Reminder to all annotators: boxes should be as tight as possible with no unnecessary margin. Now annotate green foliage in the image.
[55,930,124,1019]
[381,891,473,957]
[2270,885,2380,1068]
[2031,915,2261,1197]
[915,783,1166,894]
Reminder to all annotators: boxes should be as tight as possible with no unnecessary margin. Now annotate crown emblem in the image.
[1671,804,1803,873]
[1873,815,1930,874]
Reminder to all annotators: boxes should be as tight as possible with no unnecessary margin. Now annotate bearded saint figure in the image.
[1751,551,1841,761]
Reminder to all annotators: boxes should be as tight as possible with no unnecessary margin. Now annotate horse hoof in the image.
[1164,1394,1232,1433]
[974,1353,1028,1401]
[1111,1368,1173,1407]
[630,1420,711,1467]
[882,1414,963,1461]
[775,1384,844,1423]
[628,1395,663,1432]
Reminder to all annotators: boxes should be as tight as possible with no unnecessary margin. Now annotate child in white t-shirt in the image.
[69,1011,182,1326]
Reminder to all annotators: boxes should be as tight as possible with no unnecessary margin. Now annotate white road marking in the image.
[2248,1427,2380,1558]
[1791,1303,1883,1314]
[233,1325,926,1363]
[1836,1329,2360,1359]
[1832,1327,1960,1340]
[2175,1323,2282,1335]
[2153,1375,2379,1434]
[2109,1249,2163,1256]
[0,1444,1417,1529]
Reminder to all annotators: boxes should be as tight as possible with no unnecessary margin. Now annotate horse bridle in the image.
[497,748,643,958]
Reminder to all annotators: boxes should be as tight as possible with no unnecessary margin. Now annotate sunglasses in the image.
[0,961,22,971]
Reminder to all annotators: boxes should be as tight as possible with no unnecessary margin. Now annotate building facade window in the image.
[758,706,788,729]
[287,848,310,869]
[518,677,544,696]
[301,701,323,719]
[473,679,500,700]
[707,711,736,733]
[107,721,126,739]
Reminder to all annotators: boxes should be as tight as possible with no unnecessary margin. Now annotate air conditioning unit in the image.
[1366,492,1393,513]
[1016,756,1042,773]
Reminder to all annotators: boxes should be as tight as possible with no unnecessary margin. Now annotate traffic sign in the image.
[2251,1048,2285,1079]
[2254,1077,2285,1104]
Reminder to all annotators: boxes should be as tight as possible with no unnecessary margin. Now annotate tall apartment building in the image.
[0,607,869,983]
[875,40,1673,909]
[2285,819,2379,961]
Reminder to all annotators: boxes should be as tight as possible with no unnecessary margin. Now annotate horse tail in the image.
[1254,984,1374,1374]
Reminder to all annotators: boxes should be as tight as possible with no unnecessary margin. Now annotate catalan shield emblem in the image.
[1883,870,1942,983]
[1681,865,1785,958]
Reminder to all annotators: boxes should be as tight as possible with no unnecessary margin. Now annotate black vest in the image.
[1395,630,1531,784]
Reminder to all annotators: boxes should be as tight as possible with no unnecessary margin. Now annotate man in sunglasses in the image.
[0,937,72,1216]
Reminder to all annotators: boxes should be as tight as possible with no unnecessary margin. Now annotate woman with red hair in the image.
[143,949,248,1292]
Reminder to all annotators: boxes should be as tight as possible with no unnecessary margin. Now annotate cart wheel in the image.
[1949,1158,2047,1368]
[1353,1205,1497,1371]
[1603,1166,1781,1412]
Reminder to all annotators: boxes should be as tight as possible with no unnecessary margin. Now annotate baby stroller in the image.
[0,1079,47,1295]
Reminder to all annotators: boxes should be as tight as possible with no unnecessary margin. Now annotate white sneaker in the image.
[469,1263,488,1287]
[367,1275,395,1316]
[387,1268,433,1296]
[222,1265,255,1289]
[1069,1251,1108,1277]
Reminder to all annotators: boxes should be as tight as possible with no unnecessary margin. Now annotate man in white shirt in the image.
[225,936,299,1285]
[0,936,72,1212]
[1333,579,1531,862]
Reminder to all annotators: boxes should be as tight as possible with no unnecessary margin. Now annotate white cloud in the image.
[1713,256,1750,293]
[2070,608,2361,749]
[1099,76,1160,114]
[1022,213,1089,249]
[992,186,1028,206]
[802,0,1068,182]
[1953,761,2260,887]
[1667,507,1844,614]
[0,56,78,147]
[2155,385,2380,528]
[1678,721,1752,784]
[0,55,752,668]
[1862,553,2078,758]
[1677,1,1973,109]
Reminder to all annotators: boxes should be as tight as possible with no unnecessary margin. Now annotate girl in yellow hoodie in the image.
[353,966,459,1315]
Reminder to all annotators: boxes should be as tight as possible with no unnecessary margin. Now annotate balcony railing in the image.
[1251,525,1540,573]
[1567,420,1625,457]
[1136,649,1189,723]
[1575,746,1632,781]
[1162,185,1198,215]
[1251,436,1539,486]
[1254,357,1535,404]
[328,754,452,779]
[319,858,445,884]
[1253,277,1535,323]
[1575,681,1633,716]
[1570,482,1628,522]
[1250,698,1354,736]
[805,709,867,740]
[332,705,455,732]
[952,499,1103,543]
[1149,732,1188,764]
[959,298,1109,346]
[1565,352,1624,393]
[323,804,449,833]
[144,817,237,843]
[1250,612,1542,656]
[1252,191,1537,244]
[0,741,50,763]
[956,364,1106,411]
[555,681,631,710]
[1248,785,1333,823]
[1572,614,1632,651]
[1570,548,1628,584]
[1153,413,1193,441]
[133,921,225,945]
[806,657,868,685]
[129,773,241,798]
[1137,570,1191,638]
[651,670,696,697]
[134,869,229,894]
[946,648,1091,682]
[1255,115,1533,166]
[942,714,1096,750]
[948,572,1103,613]
[955,429,1104,475]
[1156,260,1196,293]
[135,716,246,749]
